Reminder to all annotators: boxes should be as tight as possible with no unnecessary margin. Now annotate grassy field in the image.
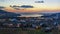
[0,28,59,34]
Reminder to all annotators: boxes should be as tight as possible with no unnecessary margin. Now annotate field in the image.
[0,28,59,34]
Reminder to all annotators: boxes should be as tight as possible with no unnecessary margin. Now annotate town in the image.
[0,13,60,32]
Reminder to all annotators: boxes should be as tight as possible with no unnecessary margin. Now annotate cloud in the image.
[20,5,34,8]
[10,5,34,10]
[10,5,21,10]
[10,5,20,8]
[35,1,44,3]
[0,6,5,9]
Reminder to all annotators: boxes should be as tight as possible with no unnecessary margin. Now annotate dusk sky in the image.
[0,0,60,13]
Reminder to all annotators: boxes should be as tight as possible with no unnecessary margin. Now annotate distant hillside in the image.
[0,10,21,18]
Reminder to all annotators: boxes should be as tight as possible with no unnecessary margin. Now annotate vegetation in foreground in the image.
[0,28,59,34]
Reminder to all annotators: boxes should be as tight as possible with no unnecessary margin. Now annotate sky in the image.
[0,0,60,13]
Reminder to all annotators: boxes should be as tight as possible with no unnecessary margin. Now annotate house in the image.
[2,23,13,27]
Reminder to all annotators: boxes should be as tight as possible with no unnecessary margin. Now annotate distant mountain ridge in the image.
[0,10,21,18]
